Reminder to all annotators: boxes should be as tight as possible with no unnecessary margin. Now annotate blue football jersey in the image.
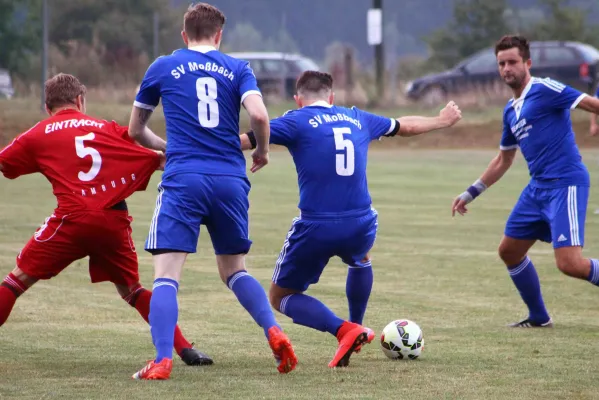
[595,85,599,98]
[500,77,589,188]
[135,46,261,178]
[269,101,398,218]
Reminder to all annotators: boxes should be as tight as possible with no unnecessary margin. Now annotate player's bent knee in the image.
[269,283,299,312]
[216,254,246,284]
[10,267,37,289]
[554,248,587,279]
[498,245,521,266]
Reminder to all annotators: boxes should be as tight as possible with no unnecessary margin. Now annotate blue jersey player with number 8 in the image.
[127,3,297,380]
[241,71,462,367]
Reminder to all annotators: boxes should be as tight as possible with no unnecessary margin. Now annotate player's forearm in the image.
[455,150,515,207]
[250,116,270,151]
[479,154,513,188]
[243,94,270,151]
[577,95,599,115]
[396,116,450,137]
[239,134,253,151]
[128,106,166,152]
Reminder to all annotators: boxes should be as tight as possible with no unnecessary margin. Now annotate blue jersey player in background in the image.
[590,83,599,136]
[453,36,599,328]
[240,71,462,367]
[127,3,297,380]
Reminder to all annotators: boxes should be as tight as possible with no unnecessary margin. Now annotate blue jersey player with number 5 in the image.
[127,3,297,380]
[240,71,462,367]
[452,36,599,328]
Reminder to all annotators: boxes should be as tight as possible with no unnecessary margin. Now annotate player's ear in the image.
[45,105,53,117]
[526,58,532,69]
[75,95,85,113]
[329,92,335,105]
[294,94,302,108]
[181,31,189,46]
[214,30,223,49]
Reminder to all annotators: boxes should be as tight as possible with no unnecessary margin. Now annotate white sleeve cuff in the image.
[570,93,587,109]
[241,90,262,104]
[133,101,156,111]
[500,144,518,150]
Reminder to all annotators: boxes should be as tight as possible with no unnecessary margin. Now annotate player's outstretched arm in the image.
[397,101,462,137]
[127,106,167,152]
[242,94,270,173]
[452,149,517,216]
[578,96,599,136]
[239,133,253,151]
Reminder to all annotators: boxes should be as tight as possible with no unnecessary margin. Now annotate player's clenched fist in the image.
[439,101,462,127]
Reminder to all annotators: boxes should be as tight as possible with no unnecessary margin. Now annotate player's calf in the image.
[554,246,596,280]
[116,282,214,366]
[0,268,36,327]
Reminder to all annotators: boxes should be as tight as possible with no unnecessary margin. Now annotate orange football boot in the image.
[328,322,374,368]
[132,358,173,380]
[267,326,298,374]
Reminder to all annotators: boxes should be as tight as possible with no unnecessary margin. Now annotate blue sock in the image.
[346,262,373,324]
[280,293,344,336]
[227,270,279,337]
[508,257,550,324]
[586,259,599,286]
[149,278,179,363]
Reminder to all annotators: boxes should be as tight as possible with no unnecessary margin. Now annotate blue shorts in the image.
[272,208,378,292]
[145,173,252,255]
[505,184,588,248]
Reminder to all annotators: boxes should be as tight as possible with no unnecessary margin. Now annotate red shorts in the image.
[16,210,140,287]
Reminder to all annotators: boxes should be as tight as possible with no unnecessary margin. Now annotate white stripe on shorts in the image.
[567,186,580,246]
[147,183,164,249]
[272,217,300,284]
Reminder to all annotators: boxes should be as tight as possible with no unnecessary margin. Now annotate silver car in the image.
[227,52,320,98]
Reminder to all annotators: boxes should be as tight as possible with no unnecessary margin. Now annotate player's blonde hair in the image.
[183,3,226,41]
[45,73,86,112]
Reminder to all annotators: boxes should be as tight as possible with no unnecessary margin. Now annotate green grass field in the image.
[2,150,599,399]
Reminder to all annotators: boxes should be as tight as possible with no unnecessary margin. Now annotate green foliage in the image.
[0,0,41,73]
[425,0,510,69]
[528,0,599,47]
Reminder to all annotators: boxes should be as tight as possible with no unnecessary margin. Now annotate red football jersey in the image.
[0,109,160,213]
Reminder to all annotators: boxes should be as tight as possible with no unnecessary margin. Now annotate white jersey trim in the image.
[306,100,333,108]
[500,144,518,150]
[570,93,587,110]
[240,90,262,104]
[188,45,217,53]
[133,101,156,111]
[385,118,398,135]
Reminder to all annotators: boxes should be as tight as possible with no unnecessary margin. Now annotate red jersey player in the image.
[0,73,212,367]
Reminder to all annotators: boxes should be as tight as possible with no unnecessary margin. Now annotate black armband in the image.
[385,119,401,137]
[246,131,257,149]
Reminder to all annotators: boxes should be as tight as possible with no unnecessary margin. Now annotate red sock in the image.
[0,273,28,326]
[125,287,193,356]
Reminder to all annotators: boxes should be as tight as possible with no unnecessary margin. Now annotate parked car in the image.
[405,41,599,104]
[0,69,14,99]
[227,52,320,98]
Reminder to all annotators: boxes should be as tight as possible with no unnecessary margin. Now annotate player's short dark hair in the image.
[184,2,226,42]
[296,71,333,96]
[495,35,531,61]
[44,73,87,112]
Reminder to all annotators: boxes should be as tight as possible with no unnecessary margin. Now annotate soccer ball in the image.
[380,319,424,360]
